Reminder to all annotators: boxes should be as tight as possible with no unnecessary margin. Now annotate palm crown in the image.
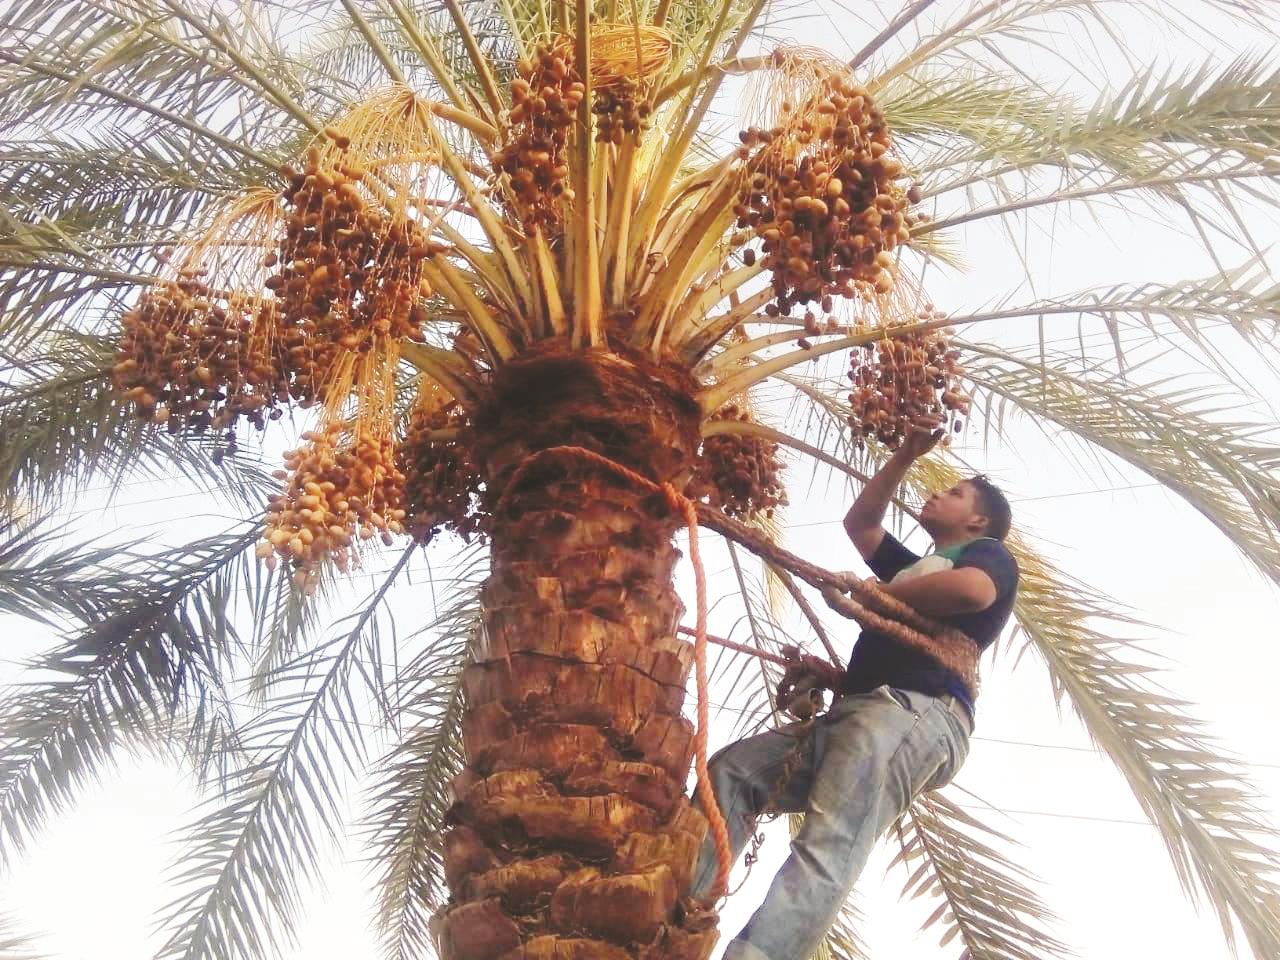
[2,1,1280,959]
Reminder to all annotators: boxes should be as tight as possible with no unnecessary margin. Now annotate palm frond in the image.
[0,524,260,864]
[0,332,277,516]
[893,793,1069,960]
[872,0,1277,95]
[819,891,870,960]
[1015,542,1280,959]
[894,52,1280,276]
[244,572,331,703]
[709,258,1280,405]
[719,539,794,740]
[916,53,1280,183]
[365,571,483,960]
[0,514,128,625]
[157,547,414,960]
[961,342,1280,588]
[0,909,49,960]
[0,1,291,127]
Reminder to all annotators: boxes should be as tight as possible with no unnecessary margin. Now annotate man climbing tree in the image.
[691,417,1018,960]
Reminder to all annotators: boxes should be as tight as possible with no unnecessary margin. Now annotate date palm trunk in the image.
[433,343,720,960]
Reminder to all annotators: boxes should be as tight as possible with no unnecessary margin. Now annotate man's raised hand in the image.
[898,414,945,461]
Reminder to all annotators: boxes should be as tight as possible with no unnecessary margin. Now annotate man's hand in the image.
[775,651,837,720]
[896,414,945,461]
[778,645,844,692]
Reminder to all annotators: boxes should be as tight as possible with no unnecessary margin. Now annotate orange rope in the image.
[494,445,734,899]
[674,491,735,900]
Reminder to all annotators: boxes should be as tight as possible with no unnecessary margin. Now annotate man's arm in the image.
[844,417,943,562]
[877,567,997,618]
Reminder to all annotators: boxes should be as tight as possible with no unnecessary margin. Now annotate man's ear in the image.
[966,514,990,537]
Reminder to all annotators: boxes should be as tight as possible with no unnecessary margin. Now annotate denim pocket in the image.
[878,684,918,716]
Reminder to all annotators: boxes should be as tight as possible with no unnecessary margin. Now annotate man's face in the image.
[921,481,987,537]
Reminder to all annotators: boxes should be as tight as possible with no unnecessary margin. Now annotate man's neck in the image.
[931,532,976,552]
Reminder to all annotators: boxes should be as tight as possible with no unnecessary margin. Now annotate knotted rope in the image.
[694,507,980,700]
[493,443,978,901]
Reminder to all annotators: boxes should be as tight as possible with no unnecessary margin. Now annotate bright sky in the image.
[2,2,1279,959]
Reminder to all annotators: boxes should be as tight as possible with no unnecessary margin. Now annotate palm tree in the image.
[1,1,1279,959]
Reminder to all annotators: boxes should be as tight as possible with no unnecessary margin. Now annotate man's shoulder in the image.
[960,537,1015,560]
[957,538,1019,582]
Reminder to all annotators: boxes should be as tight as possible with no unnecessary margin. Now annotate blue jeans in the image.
[690,685,972,960]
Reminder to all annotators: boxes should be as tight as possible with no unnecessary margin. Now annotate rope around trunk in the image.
[492,444,978,900]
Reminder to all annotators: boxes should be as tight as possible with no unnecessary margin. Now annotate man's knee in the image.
[708,739,751,785]
[708,742,769,819]
[708,751,740,805]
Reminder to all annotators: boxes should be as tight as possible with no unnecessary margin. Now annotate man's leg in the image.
[723,687,970,960]
[689,721,818,897]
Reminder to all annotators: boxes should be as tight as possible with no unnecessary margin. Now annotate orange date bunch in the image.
[114,281,285,460]
[399,394,484,545]
[491,44,585,229]
[593,76,650,144]
[689,404,788,520]
[268,142,434,406]
[737,70,918,315]
[848,311,968,450]
[258,419,407,593]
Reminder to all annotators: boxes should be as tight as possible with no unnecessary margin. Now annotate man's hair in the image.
[966,474,1012,541]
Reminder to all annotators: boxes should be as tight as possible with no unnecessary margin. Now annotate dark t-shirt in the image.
[842,532,1019,720]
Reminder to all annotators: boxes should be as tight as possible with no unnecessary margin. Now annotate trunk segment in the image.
[433,344,720,960]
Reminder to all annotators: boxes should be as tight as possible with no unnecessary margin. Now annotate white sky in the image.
[2,1,1279,959]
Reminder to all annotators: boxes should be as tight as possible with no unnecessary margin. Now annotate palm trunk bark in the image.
[434,343,719,960]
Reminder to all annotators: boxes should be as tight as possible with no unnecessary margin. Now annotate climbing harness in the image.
[494,444,978,901]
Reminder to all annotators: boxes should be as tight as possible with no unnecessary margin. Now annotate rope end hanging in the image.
[670,486,733,901]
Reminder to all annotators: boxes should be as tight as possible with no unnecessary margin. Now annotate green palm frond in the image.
[0,1,281,125]
[158,547,414,960]
[890,50,1280,277]
[915,55,1280,186]
[961,342,1280,587]
[0,909,48,960]
[0,515,126,625]
[0,523,260,863]
[245,572,332,702]
[365,573,482,960]
[893,793,1068,960]
[703,261,1280,405]
[0,332,278,515]
[871,0,1276,94]
[1012,542,1280,959]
